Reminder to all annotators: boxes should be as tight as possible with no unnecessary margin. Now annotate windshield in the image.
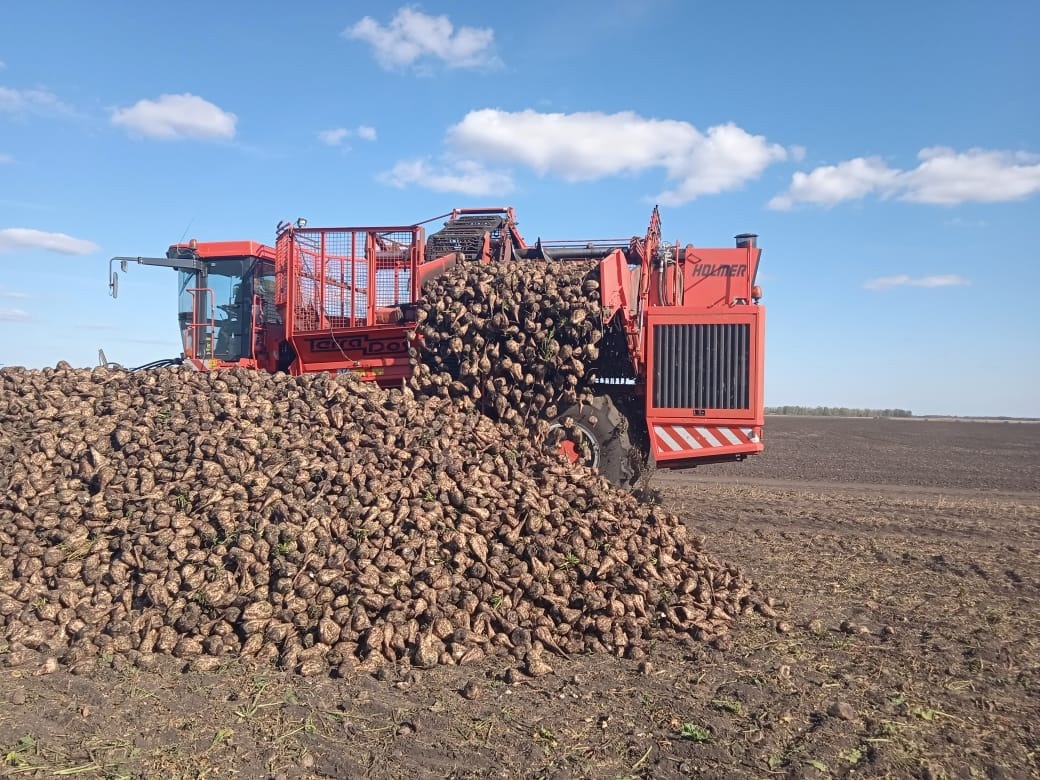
[178,258,255,362]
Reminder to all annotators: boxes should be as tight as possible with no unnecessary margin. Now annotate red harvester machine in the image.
[109,207,765,486]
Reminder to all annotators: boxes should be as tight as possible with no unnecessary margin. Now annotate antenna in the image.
[178,217,195,245]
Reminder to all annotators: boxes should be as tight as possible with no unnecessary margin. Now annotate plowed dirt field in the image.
[2,416,1038,779]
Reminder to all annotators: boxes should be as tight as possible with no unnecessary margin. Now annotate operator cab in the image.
[168,241,279,369]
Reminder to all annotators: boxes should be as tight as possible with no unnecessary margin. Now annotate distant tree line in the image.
[765,406,913,418]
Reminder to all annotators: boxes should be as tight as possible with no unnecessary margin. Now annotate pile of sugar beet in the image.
[0,261,758,678]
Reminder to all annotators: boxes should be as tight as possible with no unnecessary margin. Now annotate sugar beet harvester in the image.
[108,207,765,487]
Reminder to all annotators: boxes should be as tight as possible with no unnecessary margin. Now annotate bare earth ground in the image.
[2,416,1038,779]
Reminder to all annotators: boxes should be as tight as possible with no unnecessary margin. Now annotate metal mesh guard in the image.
[287,228,417,332]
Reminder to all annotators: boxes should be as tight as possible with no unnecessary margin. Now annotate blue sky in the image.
[1,1,1038,416]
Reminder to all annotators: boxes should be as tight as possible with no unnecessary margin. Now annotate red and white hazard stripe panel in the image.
[651,424,760,457]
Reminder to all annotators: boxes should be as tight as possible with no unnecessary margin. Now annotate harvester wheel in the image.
[550,395,640,489]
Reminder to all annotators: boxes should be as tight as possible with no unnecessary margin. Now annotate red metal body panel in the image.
[599,251,635,320]
[171,240,275,262]
[678,245,762,308]
[286,324,414,382]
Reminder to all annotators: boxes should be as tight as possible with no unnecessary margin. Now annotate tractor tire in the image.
[550,395,641,489]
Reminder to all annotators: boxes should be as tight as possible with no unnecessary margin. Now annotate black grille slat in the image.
[653,323,750,409]
[707,325,715,408]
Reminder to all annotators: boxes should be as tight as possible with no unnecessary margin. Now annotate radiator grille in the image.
[653,323,750,409]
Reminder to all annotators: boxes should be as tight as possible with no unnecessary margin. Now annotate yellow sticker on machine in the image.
[338,367,385,378]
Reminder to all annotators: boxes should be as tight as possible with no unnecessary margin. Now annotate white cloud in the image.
[0,308,29,322]
[0,153,12,164]
[345,7,497,70]
[0,60,6,70]
[768,157,899,210]
[110,93,237,140]
[0,287,29,299]
[945,217,989,228]
[443,109,789,205]
[0,228,99,255]
[378,158,514,196]
[863,274,970,291]
[900,147,1040,205]
[319,125,376,146]
[319,127,351,146]
[0,85,73,116]
[771,147,1040,209]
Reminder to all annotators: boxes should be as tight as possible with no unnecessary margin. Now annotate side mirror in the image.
[110,271,119,299]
